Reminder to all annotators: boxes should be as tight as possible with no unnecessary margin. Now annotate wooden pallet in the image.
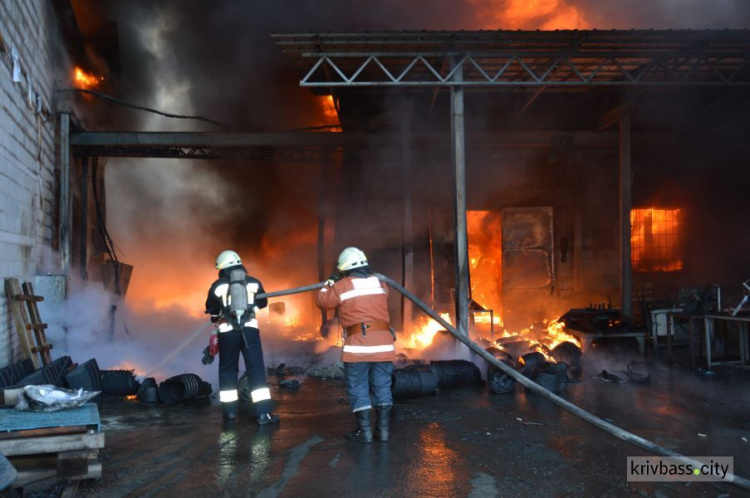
[0,404,104,490]
[0,431,104,489]
[4,278,54,368]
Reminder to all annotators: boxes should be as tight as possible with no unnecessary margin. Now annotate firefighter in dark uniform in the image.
[205,250,280,424]
[317,247,395,443]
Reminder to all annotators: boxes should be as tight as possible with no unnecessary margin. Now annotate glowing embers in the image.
[73,67,104,89]
[630,208,683,272]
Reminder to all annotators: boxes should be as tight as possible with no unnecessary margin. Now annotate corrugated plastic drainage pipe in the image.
[158,374,212,405]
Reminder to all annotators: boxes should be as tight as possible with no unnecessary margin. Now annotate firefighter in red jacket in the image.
[317,247,395,443]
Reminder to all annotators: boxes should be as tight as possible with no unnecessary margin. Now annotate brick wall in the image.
[0,1,61,368]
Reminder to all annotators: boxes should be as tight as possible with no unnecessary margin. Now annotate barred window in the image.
[630,208,683,272]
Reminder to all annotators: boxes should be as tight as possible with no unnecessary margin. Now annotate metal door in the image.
[501,207,554,330]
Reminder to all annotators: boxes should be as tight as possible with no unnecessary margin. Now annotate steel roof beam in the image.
[274,30,750,89]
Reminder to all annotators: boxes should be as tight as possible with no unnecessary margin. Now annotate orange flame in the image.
[468,0,590,30]
[496,319,581,361]
[74,67,104,89]
[408,313,452,349]
[631,208,683,272]
[467,210,503,319]
[318,95,341,131]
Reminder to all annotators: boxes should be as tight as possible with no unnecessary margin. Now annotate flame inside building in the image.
[43,1,750,382]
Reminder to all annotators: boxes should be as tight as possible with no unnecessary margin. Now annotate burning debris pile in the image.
[395,313,585,397]
[270,311,585,401]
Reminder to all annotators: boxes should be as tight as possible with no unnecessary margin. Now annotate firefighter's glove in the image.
[201,346,214,365]
[326,271,343,287]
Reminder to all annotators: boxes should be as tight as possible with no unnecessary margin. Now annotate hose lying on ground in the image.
[373,273,750,492]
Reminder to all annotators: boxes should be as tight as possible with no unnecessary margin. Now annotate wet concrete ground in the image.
[78,349,749,498]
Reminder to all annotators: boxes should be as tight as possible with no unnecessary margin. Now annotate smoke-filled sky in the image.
[60,0,750,382]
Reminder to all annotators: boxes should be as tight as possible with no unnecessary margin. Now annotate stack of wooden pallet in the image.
[0,404,104,493]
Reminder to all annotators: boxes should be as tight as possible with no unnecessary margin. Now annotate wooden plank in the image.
[58,450,94,477]
[26,323,49,330]
[4,278,38,369]
[30,345,54,354]
[0,425,91,441]
[11,462,101,488]
[0,433,105,457]
[15,295,44,302]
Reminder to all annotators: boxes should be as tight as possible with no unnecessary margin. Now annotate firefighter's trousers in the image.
[218,327,273,415]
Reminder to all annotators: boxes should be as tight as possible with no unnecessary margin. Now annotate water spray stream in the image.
[143,283,326,377]
[144,322,212,378]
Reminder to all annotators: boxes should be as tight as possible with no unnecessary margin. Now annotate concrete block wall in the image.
[0,1,61,368]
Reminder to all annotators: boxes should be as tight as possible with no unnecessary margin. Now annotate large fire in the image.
[467,210,503,321]
[468,0,590,30]
[401,208,581,359]
[407,313,580,359]
[73,66,104,89]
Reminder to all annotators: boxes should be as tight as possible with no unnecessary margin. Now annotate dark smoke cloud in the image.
[573,0,750,29]
[90,0,750,132]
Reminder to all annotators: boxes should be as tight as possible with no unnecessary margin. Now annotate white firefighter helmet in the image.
[215,250,242,270]
[337,247,368,272]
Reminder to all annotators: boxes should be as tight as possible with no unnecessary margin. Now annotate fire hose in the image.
[373,273,750,492]
[255,282,326,300]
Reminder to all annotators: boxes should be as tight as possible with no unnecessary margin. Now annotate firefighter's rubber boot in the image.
[374,405,392,442]
[223,401,238,421]
[256,412,280,426]
[345,409,373,443]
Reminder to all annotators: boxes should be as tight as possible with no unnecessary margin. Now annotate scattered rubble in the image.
[306,362,345,379]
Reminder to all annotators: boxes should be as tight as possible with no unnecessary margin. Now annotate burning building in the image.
[2,1,750,376]
[2,1,750,495]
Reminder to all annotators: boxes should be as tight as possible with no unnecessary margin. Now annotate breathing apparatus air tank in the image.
[228,267,249,329]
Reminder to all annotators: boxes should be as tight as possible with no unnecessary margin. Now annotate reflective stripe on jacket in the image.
[317,275,394,363]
